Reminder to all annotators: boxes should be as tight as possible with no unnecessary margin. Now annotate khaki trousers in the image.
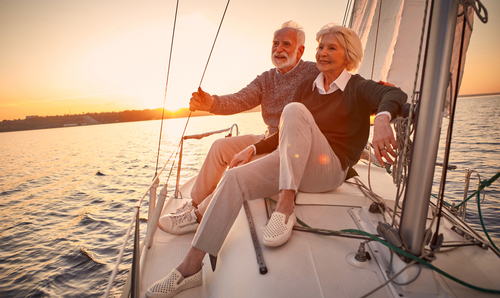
[190,133,265,214]
[193,103,347,256]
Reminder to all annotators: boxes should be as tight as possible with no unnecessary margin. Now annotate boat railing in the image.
[174,123,239,198]
[460,169,481,221]
[104,123,239,298]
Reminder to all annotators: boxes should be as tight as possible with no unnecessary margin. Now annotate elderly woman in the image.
[146,24,407,298]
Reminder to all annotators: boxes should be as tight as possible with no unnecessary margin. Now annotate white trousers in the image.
[190,133,264,214]
[192,103,347,256]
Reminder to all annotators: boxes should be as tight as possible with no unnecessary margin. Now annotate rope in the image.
[155,0,181,174]
[476,189,500,252]
[154,0,231,177]
[198,0,231,88]
[392,117,413,185]
[345,228,500,295]
[434,171,500,254]
[168,0,231,150]
[453,172,499,208]
[291,213,500,295]
[432,6,470,249]
[265,169,500,295]
[392,0,429,227]
[370,0,383,80]
[391,115,413,227]
[109,1,233,295]
[457,0,488,29]
[361,254,425,297]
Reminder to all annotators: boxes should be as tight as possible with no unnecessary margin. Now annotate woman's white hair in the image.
[316,23,363,71]
[274,20,306,47]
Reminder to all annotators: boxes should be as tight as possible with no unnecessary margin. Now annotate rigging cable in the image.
[431,0,490,251]
[391,0,429,228]
[370,0,383,80]
[155,0,181,175]
[198,0,231,88]
[431,3,469,253]
[115,2,233,295]
[155,0,231,178]
[342,0,353,27]
[361,254,427,298]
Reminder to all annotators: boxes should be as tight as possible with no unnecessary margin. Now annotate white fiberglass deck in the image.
[141,202,392,297]
[138,163,500,298]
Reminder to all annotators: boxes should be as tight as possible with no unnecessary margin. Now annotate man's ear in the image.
[295,45,305,60]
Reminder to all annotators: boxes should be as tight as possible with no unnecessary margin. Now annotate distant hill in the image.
[0,106,261,133]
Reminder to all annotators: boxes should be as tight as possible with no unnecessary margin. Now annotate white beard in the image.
[272,47,298,70]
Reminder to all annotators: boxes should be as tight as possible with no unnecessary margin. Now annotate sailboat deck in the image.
[139,163,500,297]
[141,200,393,298]
[139,164,396,297]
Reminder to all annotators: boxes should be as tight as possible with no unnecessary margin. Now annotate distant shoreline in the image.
[0,107,261,133]
[458,92,500,98]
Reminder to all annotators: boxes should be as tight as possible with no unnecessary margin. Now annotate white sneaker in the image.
[262,212,296,247]
[159,209,199,235]
[171,201,195,215]
[146,266,203,298]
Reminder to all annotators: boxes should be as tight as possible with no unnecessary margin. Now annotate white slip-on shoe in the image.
[262,211,296,247]
[171,201,195,216]
[146,266,203,298]
[158,209,199,235]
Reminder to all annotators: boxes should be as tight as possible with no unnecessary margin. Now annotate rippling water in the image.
[0,96,499,297]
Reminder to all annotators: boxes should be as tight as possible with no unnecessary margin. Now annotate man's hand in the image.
[229,146,254,169]
[189,87,214,111]
[372,114,397,165]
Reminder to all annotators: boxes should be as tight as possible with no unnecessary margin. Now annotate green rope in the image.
[431,193,452,207]
[265,195,500,294]
[476,191,500,252]
[435,172,500,252]
[455,172,500,208]
[340,229,500,294]
[433,171,500,218]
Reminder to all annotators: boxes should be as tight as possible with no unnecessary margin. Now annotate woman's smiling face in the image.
[316,33,348,79]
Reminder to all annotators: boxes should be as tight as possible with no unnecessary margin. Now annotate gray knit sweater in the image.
[209,60,319,136]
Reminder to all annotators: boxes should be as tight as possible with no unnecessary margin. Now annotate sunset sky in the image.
[1,0,499,121]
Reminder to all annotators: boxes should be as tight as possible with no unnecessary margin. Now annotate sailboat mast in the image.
[399,0,459,256]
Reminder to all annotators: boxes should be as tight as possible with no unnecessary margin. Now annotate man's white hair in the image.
[274,20,306,47]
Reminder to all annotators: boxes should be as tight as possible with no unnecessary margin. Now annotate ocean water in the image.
[0,96,499,297]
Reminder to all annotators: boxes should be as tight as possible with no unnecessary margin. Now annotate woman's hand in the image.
[189,87,214,111]
[229,146,255,169]
[372,114,397,166]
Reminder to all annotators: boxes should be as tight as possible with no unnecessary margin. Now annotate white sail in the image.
[350,0,473,110]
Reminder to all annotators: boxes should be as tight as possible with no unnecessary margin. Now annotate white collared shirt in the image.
[312,69,352,94]
[312,69,392,121]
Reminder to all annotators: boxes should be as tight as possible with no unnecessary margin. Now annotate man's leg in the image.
[190,134,263,206]
[192,150,280,256]
[196,152,269,216]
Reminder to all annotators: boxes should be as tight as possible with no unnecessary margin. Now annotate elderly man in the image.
[159,21,319,235]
